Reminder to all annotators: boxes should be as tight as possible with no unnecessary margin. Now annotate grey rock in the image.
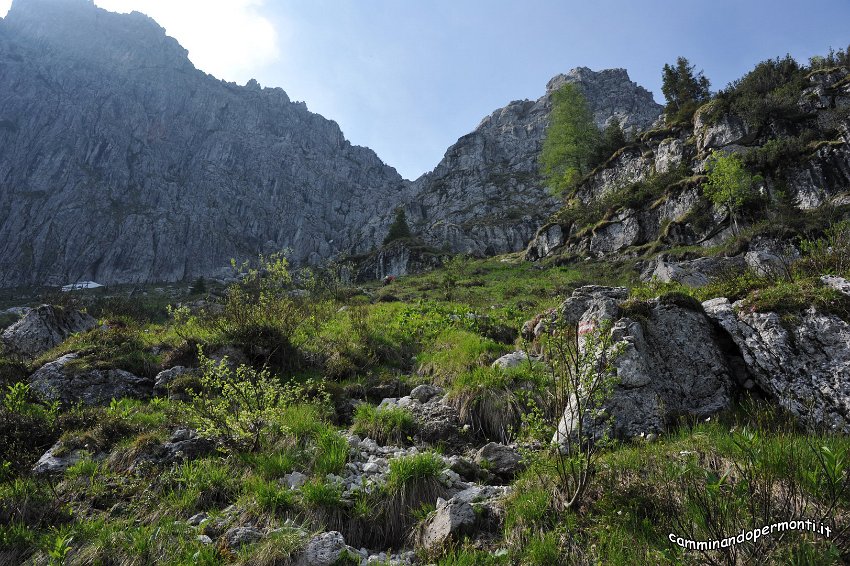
[153,366,192,396]
[491,351,533,369]
[295,531,353,566]
[224,526,263,548]
[161,429,215,462]
[29,353,152,406]
[822,275,850,296]
[475,442,523,478]
[1,305,96,357]
[187,513,207,527]
[704,299,850,432]
[655,137,684,174]
[554,288,734,440]
[356,68,662,262]
[745,250,791,279]
[418,501,477,550]
[409,384,444,403]
[694,108,750,152]
[642,255,747,287]
[283,471,308,489]
[32,442,86,475]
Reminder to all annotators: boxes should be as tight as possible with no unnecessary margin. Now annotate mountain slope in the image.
[0,0,409,287]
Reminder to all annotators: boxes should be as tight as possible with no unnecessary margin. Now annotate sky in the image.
[2,1,849,180]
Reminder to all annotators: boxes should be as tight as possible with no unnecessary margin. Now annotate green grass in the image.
[351,404,416,446]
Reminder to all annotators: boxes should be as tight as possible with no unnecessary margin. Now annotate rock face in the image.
[1,304,97,357]
[0,0,408,287]
[355,67,663,259]
[29,353,152,406]
[704,298,850,432]
[550,287,736,440]
[418,501,477,550]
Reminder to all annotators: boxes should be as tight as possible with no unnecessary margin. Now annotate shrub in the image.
[0,383,59,473]
[703,151,763,235]
[351,404,415,446]
[796,220,850,277]
[187,349,320,452]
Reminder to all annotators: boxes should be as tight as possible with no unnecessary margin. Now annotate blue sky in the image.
[3,0,849,179]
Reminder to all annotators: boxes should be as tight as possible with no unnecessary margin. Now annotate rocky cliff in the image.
[0,0,409,287]
[356,68,663,263]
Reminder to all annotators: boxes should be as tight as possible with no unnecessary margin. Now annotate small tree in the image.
[703,150,763,235]
[661,56,711,123]
[540,83,601,196]
[383,208,412,245]
[522,318,621,511]
[591,117,627,167]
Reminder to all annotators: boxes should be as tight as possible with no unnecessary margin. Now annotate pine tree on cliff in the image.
[384,208,412,245]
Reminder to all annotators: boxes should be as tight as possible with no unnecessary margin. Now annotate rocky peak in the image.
[352,67,663,264]
[3,0,193,71]
[546,67,662,131]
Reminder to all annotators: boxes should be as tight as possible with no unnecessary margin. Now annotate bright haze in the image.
[1,0,849,180]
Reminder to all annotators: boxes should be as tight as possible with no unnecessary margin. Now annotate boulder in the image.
[641,256,747,287]
[1,305,96,357]
[224,526,263,548]
[409,384,444,403]
[704,298,850,432]
[153,366,193,396]
[418,501,477,550]
[295,531,355,566]
[29,353,152,406]
[552,287,735,440]
[491,351,533,369]
[32,442,87,476]
[475,442,523,479]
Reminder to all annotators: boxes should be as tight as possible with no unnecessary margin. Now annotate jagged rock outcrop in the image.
[526,67,850,263]
[0,0,409,287]
[29,352,152,405]
[704,297,850,432]
[1,304,96,357]
[356,68,663,260]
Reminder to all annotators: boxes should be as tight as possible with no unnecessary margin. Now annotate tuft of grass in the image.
[351,404,415,446]
[313,429,349,476]
[383,452,447,546]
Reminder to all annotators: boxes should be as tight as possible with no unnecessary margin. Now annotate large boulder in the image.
[553,287,735,440]
[704,298,850,432]
[1,305,97,358]
[641,255,747,287]
[29,353,152,406]
[475,442,524,479]
[294,531,357,566]
[418,501,477,550]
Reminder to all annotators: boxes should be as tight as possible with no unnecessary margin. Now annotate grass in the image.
[351,403,416,446]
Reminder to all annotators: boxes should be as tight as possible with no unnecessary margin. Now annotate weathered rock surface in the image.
[0,0,408,287]
[32,441,86,475]
[704,298,850,432]
[551,286,736,440]
[641,255,747,287]
[474,442,523,479]
[1,304,96,357]
[224,526,263,548]
[295,531,355,566]
[29,353,152,406]
[418,501,477,550]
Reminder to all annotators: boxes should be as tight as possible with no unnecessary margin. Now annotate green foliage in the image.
[0,383,59,473]
[164,458,239,513]
[715,55,808,129]
[187,349,329,453]
[703,150,763,234]
[383,208,413,245]
[796,220,850,277]
[661,56,711,123]
[540,83,600,196]
[351,404,415,446]
[591,117,628,166]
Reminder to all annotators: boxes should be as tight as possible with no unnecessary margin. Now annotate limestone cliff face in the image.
[358,68,663,258]
[0,0,409,287]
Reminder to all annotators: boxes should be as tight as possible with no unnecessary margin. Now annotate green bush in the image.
[0,383,59,473]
